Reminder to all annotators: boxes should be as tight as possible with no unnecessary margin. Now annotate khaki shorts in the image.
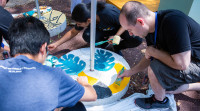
[150,59,200,91]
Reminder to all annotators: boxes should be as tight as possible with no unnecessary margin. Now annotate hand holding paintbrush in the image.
[108,35,121,45]
[115,67,125,86]
[95,35,121,46]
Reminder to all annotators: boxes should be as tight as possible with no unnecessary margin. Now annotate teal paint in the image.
[55,54,86,75]
[94,49,115,71]
[44,55,59,67]
[95,39,113,46]
[23,10,35,17]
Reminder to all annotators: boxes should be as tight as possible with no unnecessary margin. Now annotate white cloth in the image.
[85,86,177,111]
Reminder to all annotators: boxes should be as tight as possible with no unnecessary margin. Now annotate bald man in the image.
[118,1,200,110]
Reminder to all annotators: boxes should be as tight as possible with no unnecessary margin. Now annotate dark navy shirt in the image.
[146,9,200,60]
[0,55,84,111]
[75,3,120,32]
[0,6,13,43]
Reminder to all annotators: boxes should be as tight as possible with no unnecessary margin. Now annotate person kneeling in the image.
[0,17,97,111]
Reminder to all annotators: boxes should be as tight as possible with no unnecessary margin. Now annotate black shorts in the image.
[150,59,200,91]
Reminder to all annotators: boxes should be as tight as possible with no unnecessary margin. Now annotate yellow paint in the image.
[78,63,130,94]
[78,71,98,85]
[106,0,160,12]
[108,63,130,94]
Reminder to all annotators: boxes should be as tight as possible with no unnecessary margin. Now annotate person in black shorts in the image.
[48,2,142,55]
[0,0,13,52]
[118,1,200,110]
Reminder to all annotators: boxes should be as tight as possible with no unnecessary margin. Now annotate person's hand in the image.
[145,46,154,59]
[54,107,63,111]
[15,14,24,18]
[145,49,151,59]
[77,76,89,86]
[117,69,132,79]
[4,46,10,52]
[108,36,114,44]
[48,43,58,51]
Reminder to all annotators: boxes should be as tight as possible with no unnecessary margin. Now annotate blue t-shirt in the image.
[0,55,84,111]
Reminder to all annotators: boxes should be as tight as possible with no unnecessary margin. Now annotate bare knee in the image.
[148,66,156,79]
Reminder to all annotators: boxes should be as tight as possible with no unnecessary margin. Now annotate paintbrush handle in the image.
[95,39,113,46]
[119,67,124,75]
[95,40,108,46]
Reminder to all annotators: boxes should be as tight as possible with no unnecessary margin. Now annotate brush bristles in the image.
[113,35,121,45]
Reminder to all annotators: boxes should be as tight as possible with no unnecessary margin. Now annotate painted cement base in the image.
[12,9,66,37]
[64,48,131,105]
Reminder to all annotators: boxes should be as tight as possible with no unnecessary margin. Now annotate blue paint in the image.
[23,10,35,17]
[55,54,86,75]
[94,49,115,71]
[46,55,59,63]
[1,43,4,48]
[44,55,58,67]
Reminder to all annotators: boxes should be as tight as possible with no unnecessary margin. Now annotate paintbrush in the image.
[95,39,113,46]
[115,67,125,86]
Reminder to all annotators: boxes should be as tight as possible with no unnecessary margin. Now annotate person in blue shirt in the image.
[0,17,97,111]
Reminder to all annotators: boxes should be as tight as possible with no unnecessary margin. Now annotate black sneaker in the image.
[135,94,170,109]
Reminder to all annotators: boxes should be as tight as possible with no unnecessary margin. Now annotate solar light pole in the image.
[90,0,97,71]
[35,0,41,19]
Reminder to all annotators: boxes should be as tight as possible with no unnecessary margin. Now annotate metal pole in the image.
[35,0,41,19]
[90,0,97,71]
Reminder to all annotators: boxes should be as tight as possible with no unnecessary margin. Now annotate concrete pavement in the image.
[6,0,34,7]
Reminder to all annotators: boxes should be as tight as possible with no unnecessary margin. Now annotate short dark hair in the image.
[121,1,150,26]
[8,17,50,57]
[72,1,106,23]
[6,0,9,3]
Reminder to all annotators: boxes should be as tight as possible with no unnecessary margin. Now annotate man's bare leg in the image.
[166,83,200,94]
[148,66,166,101]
